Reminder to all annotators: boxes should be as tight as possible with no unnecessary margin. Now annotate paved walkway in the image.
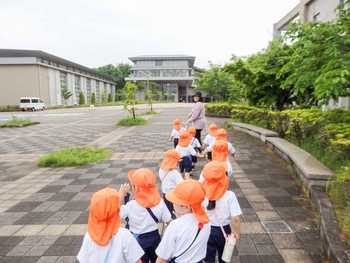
[0,104,326,262]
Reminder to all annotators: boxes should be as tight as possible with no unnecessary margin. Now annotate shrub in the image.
[79,91,86,105]
[91,92,96,104]
[108,93,113,102]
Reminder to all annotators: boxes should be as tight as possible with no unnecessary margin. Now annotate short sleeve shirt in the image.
[77,228,144,263]
[159,168,184,194]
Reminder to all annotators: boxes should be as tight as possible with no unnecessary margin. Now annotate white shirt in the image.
[120,199,171,234]
[156,213,210,263]
[190,137,201,149]
[203,134,216,147]
[207,141,235,155]
[77,228,144,263]
[175,145,196,158]
[202,191,242,226]
[171,127,186,139]
[159,168,184,194]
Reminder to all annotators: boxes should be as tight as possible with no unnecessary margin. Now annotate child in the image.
[201,161,242,263]
[202,128,235,177]
[169,119,186,148]
[77,188,144,263]
[188,127,202,171]
[155,179,211,263]
[202,123,218,161]
[119,168,172,263]
[175,131,204,180]
[159,149,184,219]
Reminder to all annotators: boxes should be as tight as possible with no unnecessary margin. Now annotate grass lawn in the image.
[116,116,149,126]
[1,119,38,127]
[37,146,113,167]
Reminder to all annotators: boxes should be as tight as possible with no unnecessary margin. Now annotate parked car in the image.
[19,97,45,111]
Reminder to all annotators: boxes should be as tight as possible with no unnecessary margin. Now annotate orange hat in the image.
[88,188,120,246]
[188,127,196,138]
[208,123,218,136]
[173,119,181,130]
[160,149,181,170]
[212,140,228,162]
[166,179,209,224]
[128,168,161,208]
[216,128,227,141]
[202,161,228,201]
[178,131,191,147]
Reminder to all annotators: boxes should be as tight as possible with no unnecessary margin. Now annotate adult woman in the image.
[186,91,207,145]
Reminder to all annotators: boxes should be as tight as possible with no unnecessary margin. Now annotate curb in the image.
[231,123,350,263]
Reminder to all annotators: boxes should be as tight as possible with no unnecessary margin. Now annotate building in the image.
[125,55,203,103]
[273,0,350,110]
[0,49,116,108]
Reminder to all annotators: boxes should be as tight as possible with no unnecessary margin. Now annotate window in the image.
[32,99,38,103]
[86,79,91,103]
[155,60,163,66]
[20,99,30,103]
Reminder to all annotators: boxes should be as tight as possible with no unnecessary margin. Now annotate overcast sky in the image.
[1,0,299,69]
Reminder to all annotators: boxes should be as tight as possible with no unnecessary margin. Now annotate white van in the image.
[20,97,45,111]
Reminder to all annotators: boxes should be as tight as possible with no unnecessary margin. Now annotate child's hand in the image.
[119,183,130,197]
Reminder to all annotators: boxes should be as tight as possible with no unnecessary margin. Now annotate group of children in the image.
[77,119,242,263]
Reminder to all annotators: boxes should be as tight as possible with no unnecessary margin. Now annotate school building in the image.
[273,0,350,110]
[125,55,205,103]
[0,49,116,108]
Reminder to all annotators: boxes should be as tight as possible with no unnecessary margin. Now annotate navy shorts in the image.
[179,156,192,173]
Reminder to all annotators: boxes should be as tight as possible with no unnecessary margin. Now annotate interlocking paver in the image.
[0,105,328,262]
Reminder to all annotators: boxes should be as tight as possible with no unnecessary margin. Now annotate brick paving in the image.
[0,104,326,262]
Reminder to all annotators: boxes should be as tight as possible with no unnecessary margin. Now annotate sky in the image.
[0,0,300,69]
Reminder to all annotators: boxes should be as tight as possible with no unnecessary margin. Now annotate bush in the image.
[37,146,112,167]
[117,116,149,126]
[79,91,86,105]
[91,92,96,104]
[108,93,113,102]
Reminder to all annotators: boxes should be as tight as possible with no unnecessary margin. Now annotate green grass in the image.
[140,110,160,115]
[37,146,113,167]
[1,119,36,127]
[116,116,149,126]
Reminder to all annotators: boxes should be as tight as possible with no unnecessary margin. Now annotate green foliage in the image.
[196,62,240,101]
[1,116,35,127]
[79,91,85,105]
[145,89,154,111]
[123,82,138,118]
[116,116,149,126]
[61,86,73,103]
[37,146,112,167]
[95,63,132,91]
[108,93,113,102]
[101,89,107,103]
[91,92,96,104]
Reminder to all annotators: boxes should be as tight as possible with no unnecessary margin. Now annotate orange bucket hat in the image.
[216,128,227,141]
[160,149,181,170]
[178,131,191,147]
[173,119,181,130]
[202,161,229,201]
[212,140,228,162]
[188,127,196,138]
[208,123,218,136]
[166,179,209,224]
[128,168,161,208]
[88,188,120,246]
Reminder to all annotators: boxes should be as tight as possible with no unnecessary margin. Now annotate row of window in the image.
[135,60,189,68]
[133,70,190,78]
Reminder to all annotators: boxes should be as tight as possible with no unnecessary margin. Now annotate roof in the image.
[0,49,115,82]
[128,55,196,68]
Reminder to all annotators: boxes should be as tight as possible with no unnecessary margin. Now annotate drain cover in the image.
[261,220,293,233]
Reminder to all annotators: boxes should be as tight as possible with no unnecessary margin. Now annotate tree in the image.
[95,63,132,91]
[108,93,113,102]
[91,92,96,104]
[123,82,138,118]
[279,0,350,105]
[79,91,85,105]
[195,62,237,101]
[61,86,73,105]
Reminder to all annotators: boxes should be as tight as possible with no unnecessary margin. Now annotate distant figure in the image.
[186,91,207,145]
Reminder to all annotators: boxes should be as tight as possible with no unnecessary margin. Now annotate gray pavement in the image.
[0,104,326,262]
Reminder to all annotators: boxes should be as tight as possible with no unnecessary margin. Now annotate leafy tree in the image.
[279,0,350,105]
[61,86,73,105]
[95,63,132,91]
[195,62,237,101]
[145,89,154,111]
[91,92,96,104]
[79,91,85,105]
[124,82,138,118]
